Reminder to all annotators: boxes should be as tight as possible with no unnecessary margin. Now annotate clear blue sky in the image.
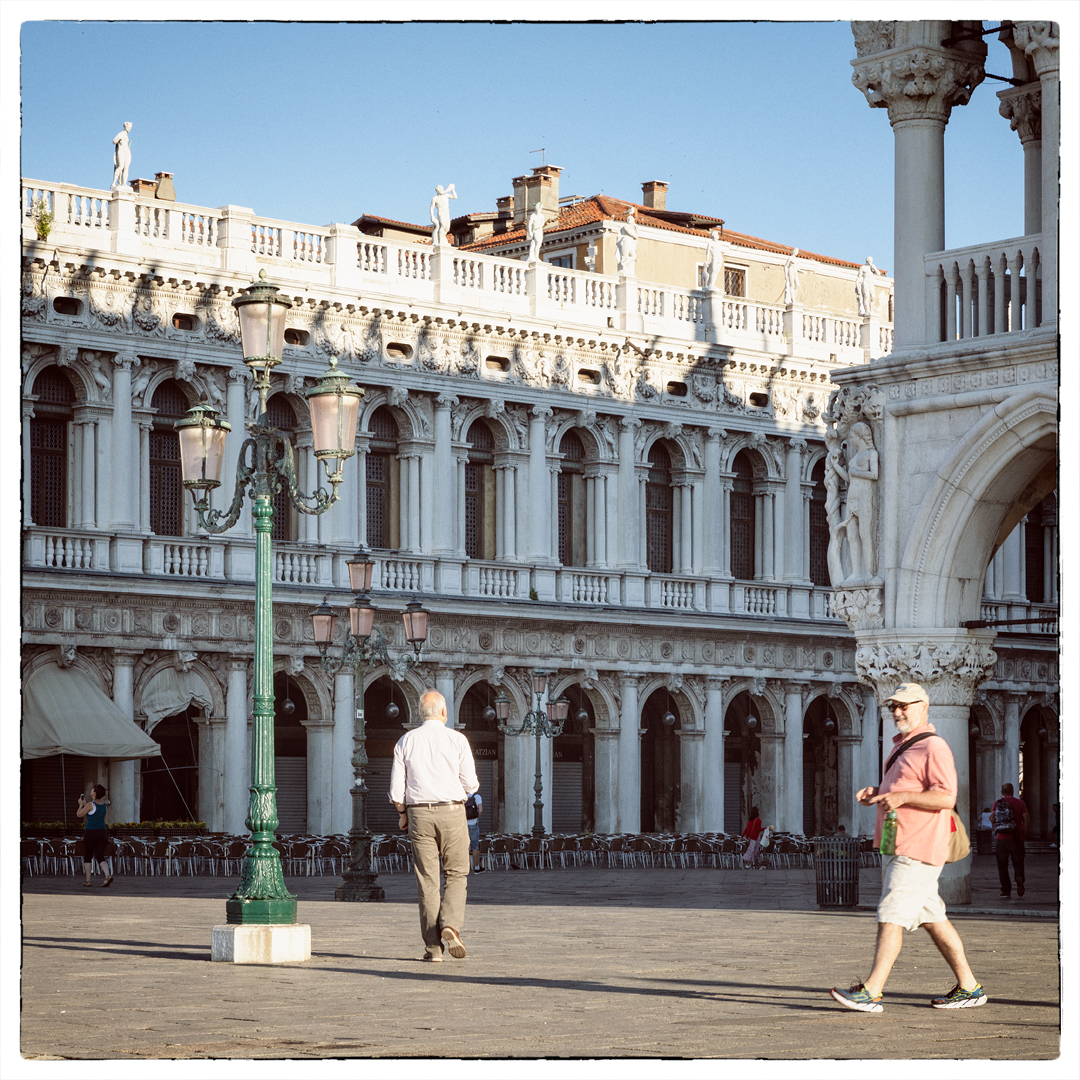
[19,18,1025,276]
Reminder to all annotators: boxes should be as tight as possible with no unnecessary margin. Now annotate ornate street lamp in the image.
[312,553,429,902]
[175,270,362,930]
[496,671,570,838]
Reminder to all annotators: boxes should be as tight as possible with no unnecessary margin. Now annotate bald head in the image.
[419,690,447,724]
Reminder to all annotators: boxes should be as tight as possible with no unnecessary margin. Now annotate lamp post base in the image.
[211,923,311,964]
[226,896,298,924]
[335,870,386,902]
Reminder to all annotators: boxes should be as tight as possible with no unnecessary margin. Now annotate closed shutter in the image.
[366,454,387,549]
[364,758,400,834]
[473,759,494,831]
[803,756,816,835]
[724,761,742,833]
[552,761,583,833]
[274,757,307,834]
[27,754,85,825]
[30,418,67,527]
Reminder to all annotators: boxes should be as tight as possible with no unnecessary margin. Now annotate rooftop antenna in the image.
[530,148,546,166]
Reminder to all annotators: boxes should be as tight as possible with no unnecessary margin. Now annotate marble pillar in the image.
[436,668,456,729]
[1002,694,1023,791]
[702,678,725,832]
[110,651,138,823]
[784,440,806,582]
[224,657,251,835]
[617,419,640,568]
[592,729,620,834]
[305,720,335,835]
[332,669,355,835]
[617,675,641,833]
[528,407,551,562]
[433,395,457,554]
[783,684,805,833]
[678,730,705,832]
[110,355,136,529]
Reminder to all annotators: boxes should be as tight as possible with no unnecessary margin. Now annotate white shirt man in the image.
[389,689,478,961]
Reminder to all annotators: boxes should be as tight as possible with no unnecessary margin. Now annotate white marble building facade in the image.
[21,119,1057,841]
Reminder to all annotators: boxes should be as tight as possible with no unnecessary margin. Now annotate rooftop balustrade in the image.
[23,179,886,360]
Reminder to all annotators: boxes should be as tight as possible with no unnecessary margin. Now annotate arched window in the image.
[150,380,189,537]
[266,394,298,543]
[465,420,495,560]
[730,451,755,580]
[646,442,673,573]
[30,367,76,527]
[809,457,830,586]
[558,430,586,566]
[366,406,399,550]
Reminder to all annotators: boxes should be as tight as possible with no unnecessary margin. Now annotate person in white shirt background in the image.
[390,689,479,962]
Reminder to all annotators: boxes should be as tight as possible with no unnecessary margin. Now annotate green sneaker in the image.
[931,983,987,1009]
[830,983,883,1013]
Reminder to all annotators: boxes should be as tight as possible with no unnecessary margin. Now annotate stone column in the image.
[224,657,250,835]
[138,419,153,534]
[332,669,355,834]
[836,735,859,835]
[857,686,882,836]
[1002,693,1023,791]
[408,453,422,551]
[110,354,137,529]
[756,732,784,829]
[678,729,705,832]
[998,82,1042,235]
[783,683,806,833]
[678,480,693,574]
[1001,522,1025,601]
[617,418,641,568]
[505,465,517,559]
[852,28,986,348]
[527,406,552,561]
[433,394,457,554]
[591,728,620,834]
[702,678,726,831]
[109,651,139,823]
[304,720,335,835]
[1013,22,1058,323]
[204,716,227,832]
[851,629,998,904]
[455,452,469,557]
[784,439,807,582]
[702,431,724,576]
[22,402,35,526]
[617,674,642,833]
[435,667,456,729]
[79,417,99,528]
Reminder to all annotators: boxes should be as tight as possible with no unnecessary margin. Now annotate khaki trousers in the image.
[407,804,470,948]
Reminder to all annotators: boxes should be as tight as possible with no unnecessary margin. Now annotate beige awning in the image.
[22,664,162,760]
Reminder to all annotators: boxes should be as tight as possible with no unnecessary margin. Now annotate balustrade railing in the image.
[980,599,1059,634]
[743,585,778,616]
[925,235,1043,344]
[378,557,424,591]
[28,531,100,570]
[558,570,612,605]
[273,548,321,585]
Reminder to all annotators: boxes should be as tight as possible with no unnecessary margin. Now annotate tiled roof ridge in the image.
[353,213,431,231]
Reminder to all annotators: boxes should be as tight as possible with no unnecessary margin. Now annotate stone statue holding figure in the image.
[617,207,639,276]
[703,229,723,290]
[430,184,457,247]
[856,256,881,317]
[111,122,133,190]
[526,200,545,263]
[784,248,800,305]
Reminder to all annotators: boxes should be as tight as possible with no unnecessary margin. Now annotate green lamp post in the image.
[175,269,362,926]
[495,671,570,838]
[312,552,429,902]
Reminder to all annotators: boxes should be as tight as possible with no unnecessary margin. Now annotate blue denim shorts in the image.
[467,820,480,849]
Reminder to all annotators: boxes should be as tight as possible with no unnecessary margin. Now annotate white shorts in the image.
[877,854,947,930]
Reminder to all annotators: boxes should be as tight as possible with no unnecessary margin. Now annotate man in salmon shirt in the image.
[829,681,987,1012]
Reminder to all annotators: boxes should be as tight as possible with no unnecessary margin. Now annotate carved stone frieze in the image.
[855,636,997,706]
[831,587,885,632]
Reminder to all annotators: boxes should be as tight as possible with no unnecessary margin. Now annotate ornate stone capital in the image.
[531,405,553,421]
[853,630,997,707]
[435,392,458,411]
[619,416,642,432]
[112,351,139,372]
[1012,21,1059,77]
[997,82,1042,145]
[832,586,885,632]
[852,42,985,125]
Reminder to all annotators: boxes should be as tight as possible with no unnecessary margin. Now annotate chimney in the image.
[512,165,562,225]
[155,171,176,201]
[497,195,514,216]
[642,180,668,211]
[131,178,156,195]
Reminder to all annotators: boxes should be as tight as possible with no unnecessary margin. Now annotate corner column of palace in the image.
[701,677,726,832]
[853,629,997,905]
[782,682,807,833]
[224,656,251,835]
[851,22,986,350]
[109,650,141,823]
[331,668,356,835]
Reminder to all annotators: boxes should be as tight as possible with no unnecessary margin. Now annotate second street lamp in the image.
[496,671,569,838]
[312,556,429,902]
[176,270,362,944]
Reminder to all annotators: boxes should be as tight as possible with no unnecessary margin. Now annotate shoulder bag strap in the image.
[883,731,937,777]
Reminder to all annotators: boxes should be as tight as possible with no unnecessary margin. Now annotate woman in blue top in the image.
[76,784,113,887]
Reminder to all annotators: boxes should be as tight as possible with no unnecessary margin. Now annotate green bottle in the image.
[880,810,898,856]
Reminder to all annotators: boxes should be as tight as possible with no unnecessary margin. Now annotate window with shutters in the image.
[30,367,76,528]
[150,380,189,537]
[266,394,298,542]
[809,457,830,586]
[730,451,755,580]
[558,430,586,566]
[1024,499,1045,604]
[646,442,673,574]
[366,406,398,550]
[465,420,494,560]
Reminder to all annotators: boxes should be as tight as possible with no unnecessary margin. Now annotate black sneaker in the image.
[1016,881,1025,897]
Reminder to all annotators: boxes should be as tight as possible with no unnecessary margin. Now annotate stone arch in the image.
[637,429,687,469]
[973,693,1003,742]
[803,445,829,482]
[548,673,618,731]
[135,654,225,726]
[360,665,426,719]
[359,389,428,442]
[636,674,704,731]
[721,679,783,734]
[802,685,861,738]
[550,418,605,463]
[22,649,112,695]
[272,659,330,721]
[456,404,516,452]
[896,388,1057,627]
[143,369,198,414]
[723,439,774,480]
[24,353,91,403]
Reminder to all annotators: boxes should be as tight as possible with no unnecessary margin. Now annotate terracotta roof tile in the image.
[458,194,866,270]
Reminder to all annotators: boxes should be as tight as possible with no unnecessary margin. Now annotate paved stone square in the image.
[17,854,1062,1063]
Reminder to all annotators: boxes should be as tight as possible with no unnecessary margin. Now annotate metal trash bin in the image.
[814,838,861,908]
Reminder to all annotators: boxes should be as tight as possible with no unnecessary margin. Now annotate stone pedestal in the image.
[211,924,311,964]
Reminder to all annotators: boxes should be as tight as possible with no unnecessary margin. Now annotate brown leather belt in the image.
[408,800,465,808]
